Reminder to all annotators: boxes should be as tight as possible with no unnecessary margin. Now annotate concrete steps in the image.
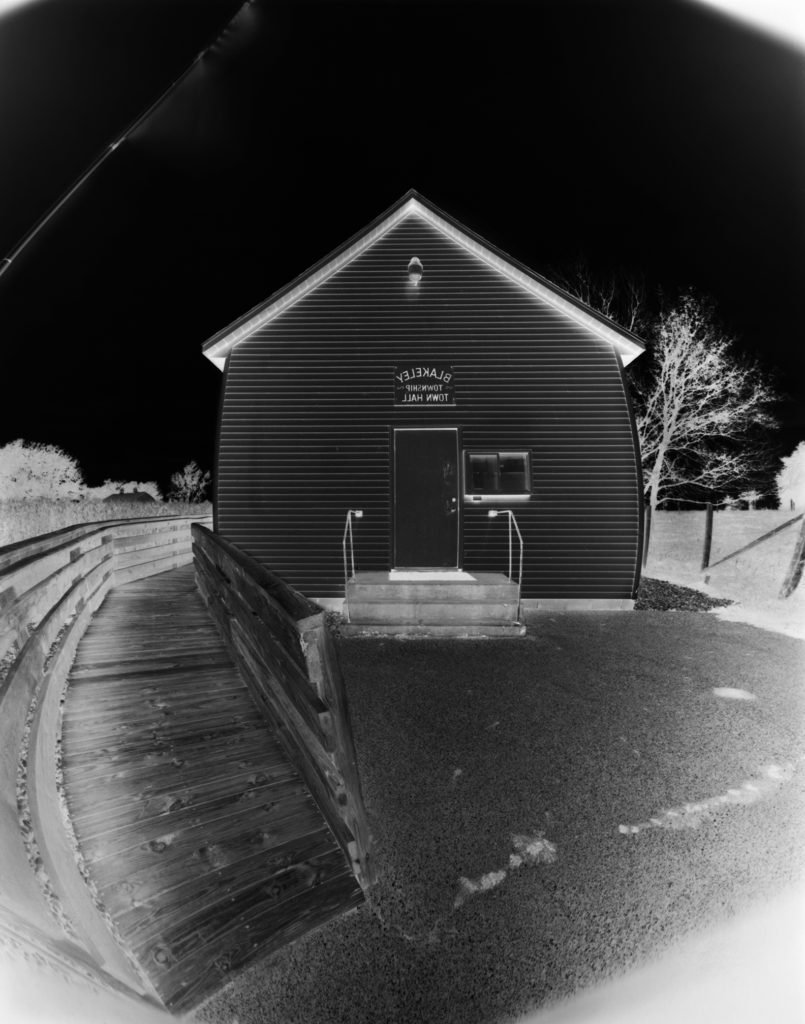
[340,622,527,638]
[343,572,525,638]
[347,599,520,624]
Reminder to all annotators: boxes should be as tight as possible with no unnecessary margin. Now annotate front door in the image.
[394,428,459,568]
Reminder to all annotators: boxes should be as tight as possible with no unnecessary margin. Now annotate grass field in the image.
[645,509,804,638]
[0,498,213,548]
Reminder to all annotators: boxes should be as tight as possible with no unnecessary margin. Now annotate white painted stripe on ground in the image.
[712,687,757,701]
[618,761,800,834]
[454,832,557,907]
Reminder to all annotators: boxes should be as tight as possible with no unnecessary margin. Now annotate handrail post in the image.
[488,509,524,606]
[342,510,363,590]
[515,514,523,590]
[508,513,512,582]
[342,517,350,587]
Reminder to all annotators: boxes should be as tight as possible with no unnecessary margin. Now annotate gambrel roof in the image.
[202,190,646,370]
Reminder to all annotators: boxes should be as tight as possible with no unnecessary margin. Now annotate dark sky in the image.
[1,0,803,490]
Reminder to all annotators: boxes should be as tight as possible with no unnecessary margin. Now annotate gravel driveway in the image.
[199,612,805,1024]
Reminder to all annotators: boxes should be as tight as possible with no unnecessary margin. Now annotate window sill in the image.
[463,494,531,504]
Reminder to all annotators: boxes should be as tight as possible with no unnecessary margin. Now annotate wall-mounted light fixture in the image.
[407,257,423,286]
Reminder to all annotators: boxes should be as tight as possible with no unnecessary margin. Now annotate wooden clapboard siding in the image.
[215,213,642,600]
[60,565,362,1013]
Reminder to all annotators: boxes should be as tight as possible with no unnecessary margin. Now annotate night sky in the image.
[1,0,803,492]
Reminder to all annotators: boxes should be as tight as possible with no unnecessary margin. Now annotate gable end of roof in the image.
[202,190,645,369]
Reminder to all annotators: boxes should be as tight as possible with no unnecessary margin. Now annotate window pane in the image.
[468,454,498,492]
[499,453,529,492]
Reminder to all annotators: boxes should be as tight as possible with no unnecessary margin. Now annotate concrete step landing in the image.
[344,571,525,638]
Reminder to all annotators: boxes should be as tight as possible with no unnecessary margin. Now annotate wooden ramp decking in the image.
[60,565,363,1012]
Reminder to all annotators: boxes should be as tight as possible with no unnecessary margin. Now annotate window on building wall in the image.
[464,451,531,496]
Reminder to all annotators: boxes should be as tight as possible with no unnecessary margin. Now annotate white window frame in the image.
[463,449,532,504]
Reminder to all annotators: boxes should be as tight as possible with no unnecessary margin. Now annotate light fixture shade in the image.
[407,257,423,285]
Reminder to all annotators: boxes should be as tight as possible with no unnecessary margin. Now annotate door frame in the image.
[392,426,461,569]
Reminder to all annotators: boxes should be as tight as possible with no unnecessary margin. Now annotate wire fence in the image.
[643,502,805,599]
[654,497,797,511]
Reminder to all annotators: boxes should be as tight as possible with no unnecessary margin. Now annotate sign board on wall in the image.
[394,365,455,406]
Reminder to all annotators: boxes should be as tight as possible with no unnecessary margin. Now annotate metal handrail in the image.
[342,509,363,588]
[488,509,524,589]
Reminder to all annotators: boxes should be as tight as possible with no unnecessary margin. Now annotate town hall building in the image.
[202,191,645,633]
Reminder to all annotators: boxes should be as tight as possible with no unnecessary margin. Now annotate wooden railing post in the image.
[701,502,714,571]
[780,516,805,599]
[642,502,652,569]
[295,614,374,888]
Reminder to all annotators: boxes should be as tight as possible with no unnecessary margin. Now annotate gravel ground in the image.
[634,576,733,612]
[198,612,805,1024]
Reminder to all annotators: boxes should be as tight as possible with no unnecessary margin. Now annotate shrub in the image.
[776,442,805,511]
[168,461,211,502]
[0,439,84,499]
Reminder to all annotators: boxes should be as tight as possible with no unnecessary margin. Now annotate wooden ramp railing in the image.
[191,524,374,891]
[0,515,210,1002]
[60,565,366,1011]
[0,516,373,1013]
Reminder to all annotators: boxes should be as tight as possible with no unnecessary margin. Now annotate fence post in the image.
[641,502,652,569]
[700,502,714,570]
[780,517,805,598]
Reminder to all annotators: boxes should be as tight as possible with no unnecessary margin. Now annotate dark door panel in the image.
[394,429,458,568]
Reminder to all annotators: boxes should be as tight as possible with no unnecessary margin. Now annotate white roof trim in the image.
[203,197,644,369]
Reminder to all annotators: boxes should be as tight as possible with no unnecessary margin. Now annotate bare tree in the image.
[550,259,648,335]
[551,262,779,513]
[634,293,777,512]
[168,461,211,502]
[737,489,762,510]
[0,438,85,498]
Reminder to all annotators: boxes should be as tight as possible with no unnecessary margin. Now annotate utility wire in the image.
[0,0,254,281]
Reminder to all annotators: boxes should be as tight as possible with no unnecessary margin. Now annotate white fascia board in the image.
[415,202,645,366]
[203,197,644,368]
[202,199,417,368]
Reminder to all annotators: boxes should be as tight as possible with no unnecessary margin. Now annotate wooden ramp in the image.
[60,565,362,1012]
